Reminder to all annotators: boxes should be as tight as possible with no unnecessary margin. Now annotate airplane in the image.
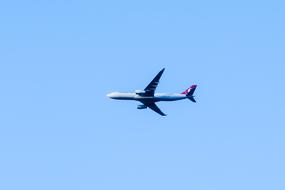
[107,68,197,116]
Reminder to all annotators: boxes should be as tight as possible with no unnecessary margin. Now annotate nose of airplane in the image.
[107,93,113,98]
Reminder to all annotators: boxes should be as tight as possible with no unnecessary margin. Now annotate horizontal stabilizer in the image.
[188,96,196,103]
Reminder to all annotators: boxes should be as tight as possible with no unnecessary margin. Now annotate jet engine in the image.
[135,90,146,96]
[137,105,147,109]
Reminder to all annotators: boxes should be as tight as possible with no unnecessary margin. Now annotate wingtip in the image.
[159,68,165,75]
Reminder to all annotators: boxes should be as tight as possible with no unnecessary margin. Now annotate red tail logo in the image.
[181,85,197,95]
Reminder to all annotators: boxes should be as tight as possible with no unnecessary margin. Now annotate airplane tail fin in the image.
[181,85,197,103]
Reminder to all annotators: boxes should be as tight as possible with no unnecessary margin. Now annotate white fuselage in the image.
[107,92,187,102]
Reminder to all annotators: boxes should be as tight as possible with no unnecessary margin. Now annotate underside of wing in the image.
[144,68,165,96]
[144,102,167,116]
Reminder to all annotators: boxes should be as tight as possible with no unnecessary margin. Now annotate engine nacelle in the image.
[137,105,147,109]
[135,90,146,96]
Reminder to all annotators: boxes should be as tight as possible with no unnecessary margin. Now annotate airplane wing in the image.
[144,102,167,116]
[144,68,165,96]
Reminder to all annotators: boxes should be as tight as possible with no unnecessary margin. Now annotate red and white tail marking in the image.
[181,85,197,95]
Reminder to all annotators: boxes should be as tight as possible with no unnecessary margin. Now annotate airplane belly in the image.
[155,96,185,101]
[135,96,155,101]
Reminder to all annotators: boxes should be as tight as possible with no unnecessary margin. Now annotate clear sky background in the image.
[0,0,284,190]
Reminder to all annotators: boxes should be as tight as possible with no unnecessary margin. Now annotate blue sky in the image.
[0,0,285,189]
